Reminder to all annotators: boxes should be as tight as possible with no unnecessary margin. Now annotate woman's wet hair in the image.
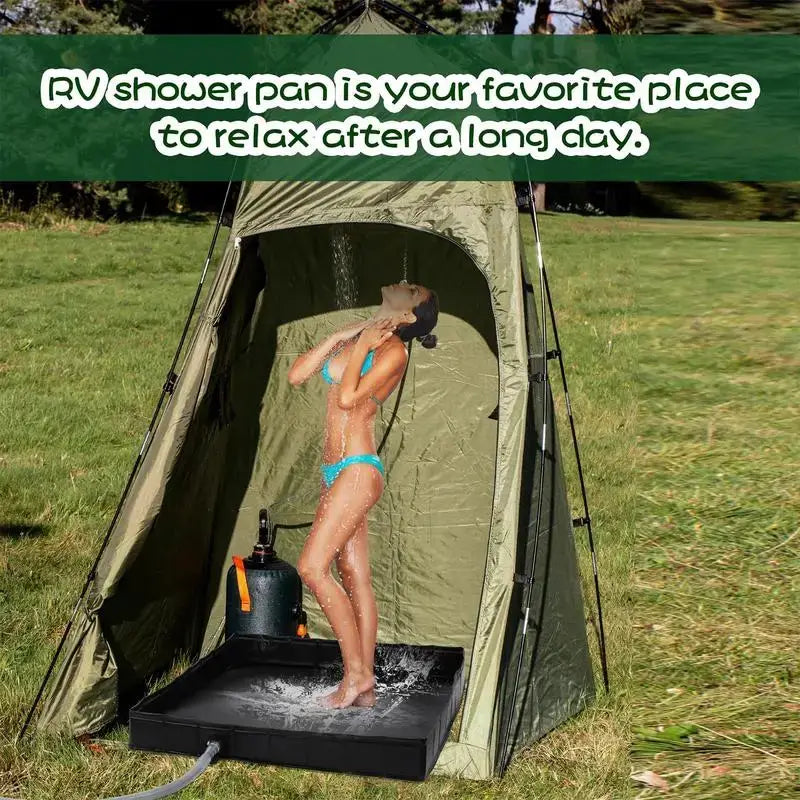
[397,290,439,348]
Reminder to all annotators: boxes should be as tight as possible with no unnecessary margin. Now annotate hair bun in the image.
[418,333,437,349]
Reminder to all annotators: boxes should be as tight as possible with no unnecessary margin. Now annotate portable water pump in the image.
[225,508,307,639]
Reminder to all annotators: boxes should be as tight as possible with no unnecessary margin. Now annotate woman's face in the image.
[381,282,431,312]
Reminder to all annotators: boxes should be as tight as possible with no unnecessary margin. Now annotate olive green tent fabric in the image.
[495,248,595,766]
[35,6,596,781]
[340,5,404,34]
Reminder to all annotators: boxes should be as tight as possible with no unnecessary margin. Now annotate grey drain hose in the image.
[2,741,220,800]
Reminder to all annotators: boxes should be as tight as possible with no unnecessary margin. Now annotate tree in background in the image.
[578,0,643,33]
[526,0,554,211]
[224,0,342,34]
[0,0,138,33]
[644,0,800,34]
[491,0,523,34]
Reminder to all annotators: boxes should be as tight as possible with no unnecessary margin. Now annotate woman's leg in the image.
[336,518,378,707]
[297,464,382,708]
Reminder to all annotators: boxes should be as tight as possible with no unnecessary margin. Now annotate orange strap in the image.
[232,556,251,613]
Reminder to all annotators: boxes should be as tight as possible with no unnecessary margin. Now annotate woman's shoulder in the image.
[377,336,408,367]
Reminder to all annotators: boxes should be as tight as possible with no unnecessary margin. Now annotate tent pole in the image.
[541,266,610,692]
[19,177,237,741]
[498,181,551,773]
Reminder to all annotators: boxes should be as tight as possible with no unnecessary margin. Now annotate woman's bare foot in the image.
[352,688,376,708]
[321,671,375,709]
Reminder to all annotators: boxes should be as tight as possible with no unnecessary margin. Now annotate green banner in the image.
[1,35,798,180]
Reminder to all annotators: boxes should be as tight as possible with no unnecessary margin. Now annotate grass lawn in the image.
[0,214,797,799]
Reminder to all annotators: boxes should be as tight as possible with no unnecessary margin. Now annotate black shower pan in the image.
[129,634,464,781]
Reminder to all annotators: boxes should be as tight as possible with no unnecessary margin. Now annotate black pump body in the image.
[225,509,303,639]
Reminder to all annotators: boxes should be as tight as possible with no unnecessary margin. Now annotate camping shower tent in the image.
[31,8,600,782]
[34,178,596,778]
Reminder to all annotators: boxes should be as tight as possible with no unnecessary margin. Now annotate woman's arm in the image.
[338,321,407,410]
[287,319,370,386]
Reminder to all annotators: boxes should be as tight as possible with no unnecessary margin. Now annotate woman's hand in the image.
[289,318,369,387]
[357,319,396,352]
[338,322,408,409]
[332,318,371,342]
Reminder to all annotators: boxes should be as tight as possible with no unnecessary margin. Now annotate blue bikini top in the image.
[321,348,375,385]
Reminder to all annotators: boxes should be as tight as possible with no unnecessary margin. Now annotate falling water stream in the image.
[328,224,357,487]
[331,224,358,309]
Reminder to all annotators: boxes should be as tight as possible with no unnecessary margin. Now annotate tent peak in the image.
[315,0,443,36]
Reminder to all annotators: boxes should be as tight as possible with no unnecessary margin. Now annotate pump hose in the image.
[1,741,220,800]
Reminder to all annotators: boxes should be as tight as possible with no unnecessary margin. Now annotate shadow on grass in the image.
[0,522,48,539]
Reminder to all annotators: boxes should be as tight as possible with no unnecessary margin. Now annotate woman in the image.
[288,282,439,709]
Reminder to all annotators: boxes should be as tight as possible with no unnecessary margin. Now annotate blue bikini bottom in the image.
[321,454,385,489]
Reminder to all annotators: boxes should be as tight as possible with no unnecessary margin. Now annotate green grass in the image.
[627,218,800,799]
[1,213,798,799]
